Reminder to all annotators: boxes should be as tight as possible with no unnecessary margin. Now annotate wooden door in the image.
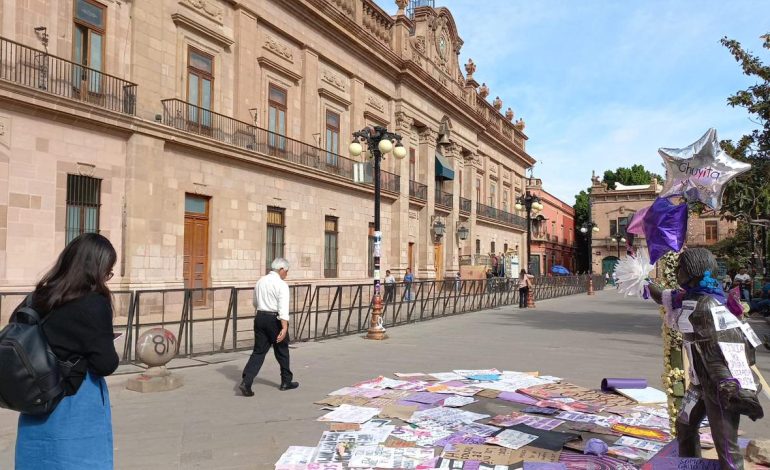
[434,243,444,280]
[184,195,210,305]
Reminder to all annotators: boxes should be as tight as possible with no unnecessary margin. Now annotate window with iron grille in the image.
[475,239,480,254]
[367,223,375,277]
[66,174,101,244]
[324,216,338,278]
[266,207,285,271]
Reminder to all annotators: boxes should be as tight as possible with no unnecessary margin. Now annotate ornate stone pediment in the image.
[321,68,346,92]
[263,35,294,63]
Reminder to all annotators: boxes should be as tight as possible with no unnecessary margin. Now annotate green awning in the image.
[435,152,455,181]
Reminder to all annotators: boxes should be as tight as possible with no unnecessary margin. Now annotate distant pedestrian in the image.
[240,258,298,396]
[13,233,120,470]
[735,267,752,301]
[486,268,494,293]
[604,272,610,285]
[403,267,414,301]
[384,269,396,302]
[455,271,462,293]
[518,269,532,308]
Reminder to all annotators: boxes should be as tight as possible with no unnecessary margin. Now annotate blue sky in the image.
[379,0,769,204]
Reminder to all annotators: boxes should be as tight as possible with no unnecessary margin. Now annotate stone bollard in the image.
[126,327,183,393]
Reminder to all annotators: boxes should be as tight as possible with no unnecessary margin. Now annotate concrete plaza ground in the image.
[2,289,770,469]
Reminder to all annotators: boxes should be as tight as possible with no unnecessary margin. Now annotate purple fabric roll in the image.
[600,378,647,392]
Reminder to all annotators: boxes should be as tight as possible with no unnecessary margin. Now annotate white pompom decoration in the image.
[614,249,655,298]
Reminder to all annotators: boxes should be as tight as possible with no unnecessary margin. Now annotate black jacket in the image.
[13,292,120,395]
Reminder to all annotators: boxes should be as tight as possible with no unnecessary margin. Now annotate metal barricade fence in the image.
[0,275,603,365]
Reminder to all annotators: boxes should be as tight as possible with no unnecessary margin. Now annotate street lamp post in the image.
[349,126,406,340]
[579,222,599,294]
[610,235,626,259]
[515,190,543,308]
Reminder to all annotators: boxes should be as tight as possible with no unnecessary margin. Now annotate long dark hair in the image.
[32,233,117,312]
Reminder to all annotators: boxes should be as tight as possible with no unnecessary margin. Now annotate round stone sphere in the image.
[135,327,178,367]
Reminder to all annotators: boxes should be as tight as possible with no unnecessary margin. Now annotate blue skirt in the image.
[16,372,113,470]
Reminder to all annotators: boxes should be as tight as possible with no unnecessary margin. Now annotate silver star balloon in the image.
[658,128,751,210]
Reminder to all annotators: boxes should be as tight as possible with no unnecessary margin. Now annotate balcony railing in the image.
[409,180,427,200]
[476,202,527,229]
[0,36,137,115]
[161,99,399,193]
[459,197,471,213]
[435,188,453,208]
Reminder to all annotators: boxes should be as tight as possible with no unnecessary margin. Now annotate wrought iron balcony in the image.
[435,188,453,208]
[409,180,427,200]
[0,36,137,115]
[161,99,399,193]
[476,202,527,229]
[459,197,471,213]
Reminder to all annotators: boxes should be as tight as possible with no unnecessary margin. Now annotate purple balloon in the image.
[643,197,688,264]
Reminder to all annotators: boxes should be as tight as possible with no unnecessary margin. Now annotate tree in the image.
[601,164,664,191]
[719,34,770,221]
[718,34,770,271]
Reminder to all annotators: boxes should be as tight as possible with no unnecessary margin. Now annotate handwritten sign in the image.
[442,444,559,466]
[676,301,697,333]
[718,342,757,390]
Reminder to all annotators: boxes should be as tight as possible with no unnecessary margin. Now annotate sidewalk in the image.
[2,289,769,469]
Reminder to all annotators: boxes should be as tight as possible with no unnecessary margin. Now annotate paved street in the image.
[2,289,770,469]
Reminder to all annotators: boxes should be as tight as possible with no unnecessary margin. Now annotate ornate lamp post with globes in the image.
[515,190,543,308]
[579,221,599,294]
[349,126,406,340]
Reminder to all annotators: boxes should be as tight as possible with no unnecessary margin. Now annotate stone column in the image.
[468,155,479,260]
[389,111,412,276]
[445,143,462,274]
[418,127,438,280]
[300,48,320,143]
[233,10,259,123]
[350,77,366,136]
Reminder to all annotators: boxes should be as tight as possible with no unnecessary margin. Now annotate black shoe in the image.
[238,381,254,397]
[279,381,299,391]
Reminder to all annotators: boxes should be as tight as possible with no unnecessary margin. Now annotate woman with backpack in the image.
[12,233,120,469]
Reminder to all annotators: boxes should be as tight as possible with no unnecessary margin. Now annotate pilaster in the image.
[418,127,438,279]
[390,110,413,276]
[233,10,259,123]
[300,48,320,143]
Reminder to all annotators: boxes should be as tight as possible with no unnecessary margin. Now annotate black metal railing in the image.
[409,180,428,200]
[0,36,137,115]
[161,99,400,193]
[435,188,453,208]
[460,197,472,213]
[0,275,603,365]
[476,202,527,229]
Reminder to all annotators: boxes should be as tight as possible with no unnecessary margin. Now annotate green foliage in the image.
[601,164,664,191]
[709,223,753,270]
[719,34,770,220]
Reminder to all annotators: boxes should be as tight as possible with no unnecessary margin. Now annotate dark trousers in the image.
[241,313,293,386]
[384,285,395,302]
[519,287,529,308]
[677,385,742,469]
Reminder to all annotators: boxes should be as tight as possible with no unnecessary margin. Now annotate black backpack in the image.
[0,299,69,415]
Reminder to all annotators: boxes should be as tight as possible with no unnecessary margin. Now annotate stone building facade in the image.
[526,178,575,276]
[0,0,535,289]
[589,175,661,276]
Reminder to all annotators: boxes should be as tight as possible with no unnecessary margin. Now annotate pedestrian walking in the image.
[518,269,532,308]
[12,233,120,470]
[403,267,414,301]
[239,258,298,396]
[454,271,462,294]
[384,269,396,302]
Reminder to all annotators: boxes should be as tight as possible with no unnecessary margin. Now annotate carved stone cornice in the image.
[263,34,294,63]
[171,13,234,48]
[318,88,351,107]
[418,128,438,145]
[256,56,302,83]
[394,111,413,131]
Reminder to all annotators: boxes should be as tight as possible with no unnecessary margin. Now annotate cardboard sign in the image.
[329,423,360,432]
[442,445,559,466]
[718,342,757,391]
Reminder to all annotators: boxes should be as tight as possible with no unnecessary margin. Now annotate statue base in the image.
[126,366,183,393]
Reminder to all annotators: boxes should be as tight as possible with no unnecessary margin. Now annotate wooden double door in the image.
[184,195,210,305]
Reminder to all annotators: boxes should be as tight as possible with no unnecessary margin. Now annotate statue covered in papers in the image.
[649,248,763,469]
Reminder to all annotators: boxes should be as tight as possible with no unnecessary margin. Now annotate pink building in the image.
[526,178,576,276]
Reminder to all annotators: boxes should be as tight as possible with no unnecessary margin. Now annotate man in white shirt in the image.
[734,267,752,301]
[239,258,298,396]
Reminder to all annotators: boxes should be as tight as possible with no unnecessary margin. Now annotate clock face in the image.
[438,34,448,59]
